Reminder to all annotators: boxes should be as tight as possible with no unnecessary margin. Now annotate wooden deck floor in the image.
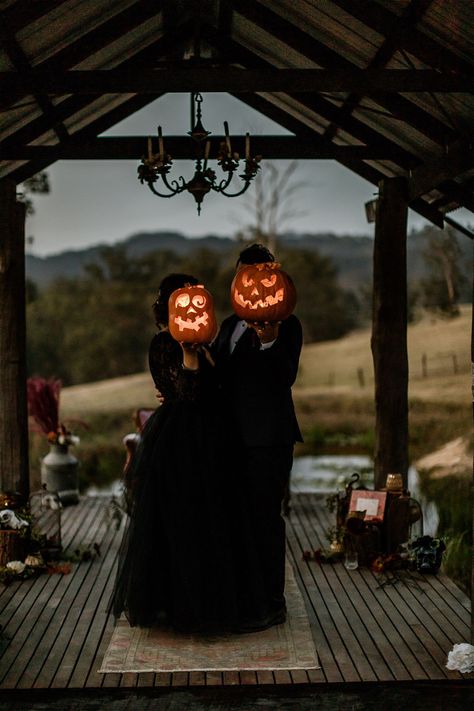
[0,494,471,691]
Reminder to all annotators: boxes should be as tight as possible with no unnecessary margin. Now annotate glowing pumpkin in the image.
[230,262,297,322]
[168,284,217,343]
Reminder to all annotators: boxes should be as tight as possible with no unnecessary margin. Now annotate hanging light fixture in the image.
[138,93,262,215]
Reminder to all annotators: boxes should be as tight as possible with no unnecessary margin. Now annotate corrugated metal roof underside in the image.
[0,0,472,222]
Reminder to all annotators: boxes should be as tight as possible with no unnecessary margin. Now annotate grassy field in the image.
[54,307,472,478]
[296,304,472,403]
[62,305,472,414]
[59,305,472,463]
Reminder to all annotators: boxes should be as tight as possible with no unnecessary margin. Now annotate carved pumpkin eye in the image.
[261,275,277,287]
[192,294,206,309]
[175,294,190,308]
[242,275,254,287]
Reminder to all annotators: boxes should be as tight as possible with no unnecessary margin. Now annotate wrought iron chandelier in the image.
[138,93,262,215]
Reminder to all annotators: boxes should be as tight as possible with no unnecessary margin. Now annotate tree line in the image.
[26,226,469,386]
[26,243,358,385]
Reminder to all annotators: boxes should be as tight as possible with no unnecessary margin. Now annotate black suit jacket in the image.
[213,314,303,447]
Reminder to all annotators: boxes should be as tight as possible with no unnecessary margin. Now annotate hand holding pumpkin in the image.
[247,320,281,343]
[179,341,200,370]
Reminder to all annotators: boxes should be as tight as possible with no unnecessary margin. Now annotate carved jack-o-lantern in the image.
[230,262,297,322]
[168,284,217,343]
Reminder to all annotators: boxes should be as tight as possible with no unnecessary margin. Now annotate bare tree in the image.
[235,161,307,253]
[421,226,467,317]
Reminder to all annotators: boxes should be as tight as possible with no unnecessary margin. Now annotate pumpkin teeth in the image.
[235,289,284,309]
[173,313,209,332]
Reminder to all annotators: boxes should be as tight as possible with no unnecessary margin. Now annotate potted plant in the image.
[27,377,83,506]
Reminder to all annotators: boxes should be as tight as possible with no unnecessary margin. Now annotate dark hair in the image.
[236,243,275,268]
[152,273,199,328]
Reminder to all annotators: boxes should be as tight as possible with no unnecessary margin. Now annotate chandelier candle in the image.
[137,93,261,214]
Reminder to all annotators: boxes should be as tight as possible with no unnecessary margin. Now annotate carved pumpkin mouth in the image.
[234,288,284,310]
[173,312,209,332]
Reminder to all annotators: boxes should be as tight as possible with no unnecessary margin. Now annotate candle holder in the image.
[138,93,261,215]
[385,473,404,492]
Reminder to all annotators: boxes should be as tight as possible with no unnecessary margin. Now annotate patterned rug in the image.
[99,564,319,673]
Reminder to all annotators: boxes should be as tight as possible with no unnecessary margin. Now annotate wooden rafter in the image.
[1,68,473,95]
[233,92,443,228]
[0,0,67,34]
[0,21,195,150]
[0,0,166,111]
[0,20,69,143]
[204,27,419,168]
[331,0,474,77]
[0,136,408,161]
[321,0,435,142]
[407,141,474,201]
[232,0,456,146]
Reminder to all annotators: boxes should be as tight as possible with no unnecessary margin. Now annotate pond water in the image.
[291,454,438,536]
[88,454,439,536]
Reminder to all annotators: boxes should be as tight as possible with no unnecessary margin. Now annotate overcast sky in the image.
[24,93,471,256]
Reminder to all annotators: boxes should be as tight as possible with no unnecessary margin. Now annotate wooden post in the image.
[421,352,428,378]
[470,239,473,644]
[371,177,409,490]
[0,179,29,499]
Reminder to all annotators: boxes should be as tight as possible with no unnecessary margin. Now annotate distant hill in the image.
[26,228,472,293]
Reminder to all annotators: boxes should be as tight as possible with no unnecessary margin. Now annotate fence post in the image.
[421,352,428,378]
[452,352,458,374]
[357,368,365,388]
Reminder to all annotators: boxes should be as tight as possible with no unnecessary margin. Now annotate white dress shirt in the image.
[229,320,276,354]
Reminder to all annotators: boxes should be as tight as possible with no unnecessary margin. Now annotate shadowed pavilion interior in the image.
[0,495,470,690]
[0,0,473,702]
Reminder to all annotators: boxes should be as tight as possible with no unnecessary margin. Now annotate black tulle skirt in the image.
[109,398,269,633]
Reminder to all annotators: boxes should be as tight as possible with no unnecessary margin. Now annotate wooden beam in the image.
[234,0,454,146]
[0,0,67,33]
[1,68,473,95]
[471,238,474,643]
[0,0,167,111]
[203,27,419,168]
[407,142,474,200]
[0,180,29,499]
[0,136,408,161]
[371,177,409,490]
[321,0,434,142]
[0,20,70,143]
[331,0,474,78]
[235,93,444,228]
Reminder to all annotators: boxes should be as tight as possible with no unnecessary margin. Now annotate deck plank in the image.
[288,508,366,682]
[293,500,398,682]
[48,519,123,688]
[0,494,470,693]
[296,496,421,681]
[7,505,112,689]
[0,499,105,688]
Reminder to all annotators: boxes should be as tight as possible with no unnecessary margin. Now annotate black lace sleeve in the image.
[148,332,213,402]
[148,331,182,401]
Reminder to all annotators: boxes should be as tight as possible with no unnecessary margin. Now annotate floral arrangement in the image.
[46,423,80,447]
[446,643,474,674]
[27,377,83,447]
[0,507,66,585]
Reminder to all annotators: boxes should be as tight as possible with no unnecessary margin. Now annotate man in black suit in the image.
[213,244,303,630]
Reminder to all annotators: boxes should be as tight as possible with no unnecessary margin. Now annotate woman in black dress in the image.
[110,273,268,633]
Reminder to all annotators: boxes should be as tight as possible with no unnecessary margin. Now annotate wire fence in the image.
[320,350,470,389]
